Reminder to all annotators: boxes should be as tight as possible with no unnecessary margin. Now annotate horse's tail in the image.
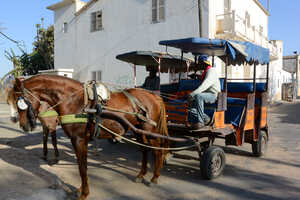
[157,99,169,148]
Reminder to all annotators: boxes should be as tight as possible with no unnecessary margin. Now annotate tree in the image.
[21,22,54,75]
[4,19,54,76]
[4,48,24,77]
[33,22,54,69]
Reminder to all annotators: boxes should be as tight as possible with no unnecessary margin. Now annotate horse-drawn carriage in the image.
[116,37,270,179]
[7,37,270,199]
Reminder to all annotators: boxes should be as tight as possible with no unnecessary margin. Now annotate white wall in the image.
[53,0,205,85]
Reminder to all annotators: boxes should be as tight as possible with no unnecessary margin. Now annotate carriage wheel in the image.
[107,138,119,144]
[252,130,268,157]
[200,146,226,180]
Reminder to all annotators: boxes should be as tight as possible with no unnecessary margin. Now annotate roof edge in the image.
[47,0,77,11]
[75,0,98,16]
[253,0,270,16]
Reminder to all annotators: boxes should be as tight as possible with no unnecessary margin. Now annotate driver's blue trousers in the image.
[188,93,217,125]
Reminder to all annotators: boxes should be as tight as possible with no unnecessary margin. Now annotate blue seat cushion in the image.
[160,83,179,94]
[227,82,266,93]
[226,97,246,126]
[178,79,202,91]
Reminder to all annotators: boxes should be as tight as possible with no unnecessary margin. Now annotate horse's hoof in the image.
[48,159,59,166]
[148,181,158,187]
[40,156,47,161]
[134,177,144,183]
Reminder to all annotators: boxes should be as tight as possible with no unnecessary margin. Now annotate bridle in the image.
[15,82,37,129]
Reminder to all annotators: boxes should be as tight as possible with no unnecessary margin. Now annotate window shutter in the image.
[159,0,165,21]
[63,22,68,33]
[92,71,96,80]
[97,71,102,81]
[91,12,96,32]
[152,0,157,22]
[96,11,102,30]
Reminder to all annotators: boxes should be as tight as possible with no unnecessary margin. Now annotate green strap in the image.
[39,110,59,118]
[60,114,88,124]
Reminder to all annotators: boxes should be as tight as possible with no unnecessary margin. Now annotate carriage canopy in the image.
[159,37,270,66]
[116,51,199,73]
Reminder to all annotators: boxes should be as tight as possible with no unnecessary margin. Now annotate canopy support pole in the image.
[179,51,183,82]
[134,64,137,88]
[225,57,228,92]
[253,63,257,92]
[266,63,269,91]
[186,61,190,79]
[158,57,161,90]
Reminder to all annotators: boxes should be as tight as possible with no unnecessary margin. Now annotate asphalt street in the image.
[0,101,300,200]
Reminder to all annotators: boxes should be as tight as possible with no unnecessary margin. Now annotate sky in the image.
[0,0,300,78]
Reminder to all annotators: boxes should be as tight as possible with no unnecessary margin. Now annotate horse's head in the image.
[13,78,40,132]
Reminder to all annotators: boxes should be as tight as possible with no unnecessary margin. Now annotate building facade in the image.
[48,0,283,99]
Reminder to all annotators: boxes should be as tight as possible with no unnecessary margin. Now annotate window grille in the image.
[91,11,103,32]
[152,0,165,23]
[63,22,68,33]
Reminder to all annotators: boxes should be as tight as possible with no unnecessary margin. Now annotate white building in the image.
[47,0,283,100]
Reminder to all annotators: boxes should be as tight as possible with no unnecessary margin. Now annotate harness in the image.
[19,81,156,141]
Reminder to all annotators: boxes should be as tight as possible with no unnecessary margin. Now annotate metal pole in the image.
[158,57,161,90]
[134,64,137,87]
[198,0,202,37]
[253,63,257,93]
[296,55,299,99]
[225,57,228,92]
[266,63,269,91]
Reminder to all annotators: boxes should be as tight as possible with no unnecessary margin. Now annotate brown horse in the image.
[5,79,59,163]
[11,74,169,200]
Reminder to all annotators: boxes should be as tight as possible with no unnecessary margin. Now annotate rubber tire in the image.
[252,130,268,157]
[107,138,119,144]
[200,146,226,180]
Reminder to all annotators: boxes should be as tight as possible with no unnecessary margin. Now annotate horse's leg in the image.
[135,146,148,183]
[42,125,49,161]
[71,136,89,200]
[50,130,59,165]
[150,147,164,185]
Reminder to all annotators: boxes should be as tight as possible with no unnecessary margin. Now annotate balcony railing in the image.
[215,10,278,60]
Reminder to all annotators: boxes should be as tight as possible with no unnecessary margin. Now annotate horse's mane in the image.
[25,74,82,85]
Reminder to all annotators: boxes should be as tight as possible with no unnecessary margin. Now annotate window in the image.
[92,70,102,81]
[63,22,68,33]
[91,11,103,32]
[245,11,251,28]
[259,25,263,35]
[152,0,165,23]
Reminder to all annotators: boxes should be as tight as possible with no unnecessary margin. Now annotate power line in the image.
[0,31,19,44]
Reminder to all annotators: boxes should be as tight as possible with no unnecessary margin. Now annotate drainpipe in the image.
[198,0,202,37]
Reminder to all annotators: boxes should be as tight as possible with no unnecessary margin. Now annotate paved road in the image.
[0,101,300,200]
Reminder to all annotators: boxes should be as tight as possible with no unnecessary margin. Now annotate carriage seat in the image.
[227,82,266,93]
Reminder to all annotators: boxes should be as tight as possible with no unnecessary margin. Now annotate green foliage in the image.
[22,24,54,75]
[4,22,54,76]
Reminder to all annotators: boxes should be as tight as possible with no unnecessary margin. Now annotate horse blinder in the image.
[16,96,37,130]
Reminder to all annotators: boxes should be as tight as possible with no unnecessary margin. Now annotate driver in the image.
[187,56,220,130]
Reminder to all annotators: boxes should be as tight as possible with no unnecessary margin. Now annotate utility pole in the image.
[198,0,202,37]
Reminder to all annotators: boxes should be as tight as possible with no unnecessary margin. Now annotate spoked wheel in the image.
[252,130,268,157]
[200,146,226,179]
